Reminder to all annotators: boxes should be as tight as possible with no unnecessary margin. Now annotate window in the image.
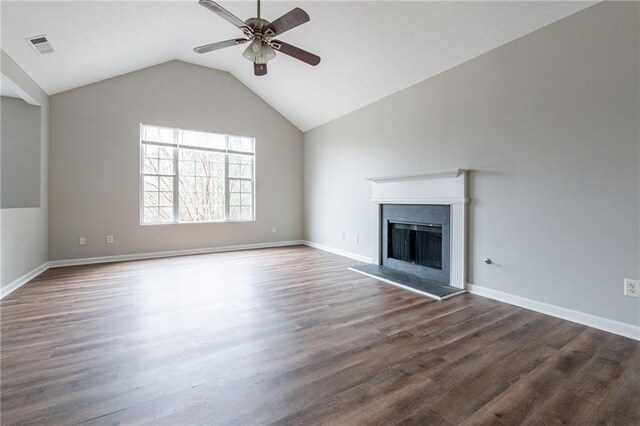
[140,124,255,224]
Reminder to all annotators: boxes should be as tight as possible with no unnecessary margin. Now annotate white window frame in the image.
[139,124,256,225]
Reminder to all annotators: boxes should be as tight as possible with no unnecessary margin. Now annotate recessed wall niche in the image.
[1,93,41,208]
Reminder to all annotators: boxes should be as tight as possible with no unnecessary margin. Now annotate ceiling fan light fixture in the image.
[242,39,276,64]
[260,43,277,63]
[242,40,258,62]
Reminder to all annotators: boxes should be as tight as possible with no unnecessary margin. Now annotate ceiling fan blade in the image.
[199,0,248,31]
[193,38,247,54]
[254,63,267,76]
[272,40,320,66]
[264,8,310,37]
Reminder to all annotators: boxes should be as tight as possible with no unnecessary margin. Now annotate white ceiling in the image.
[1,1,594,131]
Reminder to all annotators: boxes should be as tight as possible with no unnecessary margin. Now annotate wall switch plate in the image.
[79,237,86,246]
[624,279,639,298]
[106,235,114,244]
[271,226,277,233]
[354,233,359,243]
[342,232,345,240]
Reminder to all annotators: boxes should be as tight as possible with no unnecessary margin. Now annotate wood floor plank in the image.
[461,327,610,425]
[1,246,638,425]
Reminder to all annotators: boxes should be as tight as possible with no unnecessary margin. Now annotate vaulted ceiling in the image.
[1,1,594,131]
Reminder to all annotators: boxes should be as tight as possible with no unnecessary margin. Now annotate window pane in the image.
[144,158,159,174]
[229,206,252,221]
[144,176,159,191]
[144,125,175,144]
[144,144,158,158]
[143,206,173,223]
[142,175,174,223]
[158,159,174,175]
[179,206,194,222]
[240,207,251,220]
[144,191,158,207]
[143,143,175,175]
[181,161,195,176]
[229,135,254,153]
[143,126,158,142]
[178,147,226,223]
[159,191,173,206]
[229,154,253,179]
[210,162,224,177]
[181,149,195,161]
[228,177,253,221]
[158,146,172,159]
[229,206,240,220]
[196,161,208,176]
[196,207,209,222]
[159,177,173,192]
[211,207,224,221]
[181,129,226,151]
[144,207,159,223]
[159,207,174,220]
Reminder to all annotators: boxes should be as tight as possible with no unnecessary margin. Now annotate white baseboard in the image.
[48,240,305,268]
[303,240,372,263]
[1,262,50,299]
[468,284,640,341]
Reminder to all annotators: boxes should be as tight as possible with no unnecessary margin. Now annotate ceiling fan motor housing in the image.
[245,17,271,35]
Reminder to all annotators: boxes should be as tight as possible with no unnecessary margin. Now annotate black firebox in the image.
[388,221,443,270]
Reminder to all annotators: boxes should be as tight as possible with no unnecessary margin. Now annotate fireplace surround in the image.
[350,169,468,300]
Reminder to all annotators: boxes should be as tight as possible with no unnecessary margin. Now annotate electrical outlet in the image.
[624,279,639,298]
[354,233,359,243]
[271,226,277,233]
[342,232,345,240]
[106,235,114,244]
[79,237,86,246]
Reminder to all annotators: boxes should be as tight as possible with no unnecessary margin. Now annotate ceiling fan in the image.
[193,0,321,76]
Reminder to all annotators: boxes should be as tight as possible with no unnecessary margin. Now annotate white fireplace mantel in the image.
[366,168,465,183]
[368,169,468,289]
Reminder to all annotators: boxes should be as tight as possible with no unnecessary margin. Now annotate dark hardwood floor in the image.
[1,246,638,425]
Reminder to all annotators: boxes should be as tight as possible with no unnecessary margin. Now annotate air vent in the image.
[26,35,54,55]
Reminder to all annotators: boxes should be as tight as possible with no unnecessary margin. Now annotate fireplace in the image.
[349,169,468,300]
[388,222,443,270]
[381,204,450,284]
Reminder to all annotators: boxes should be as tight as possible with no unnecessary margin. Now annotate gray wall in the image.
[49,60,303,261]
[1,96,41,208]
[303,2,640,326]
[1,50,49,290]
